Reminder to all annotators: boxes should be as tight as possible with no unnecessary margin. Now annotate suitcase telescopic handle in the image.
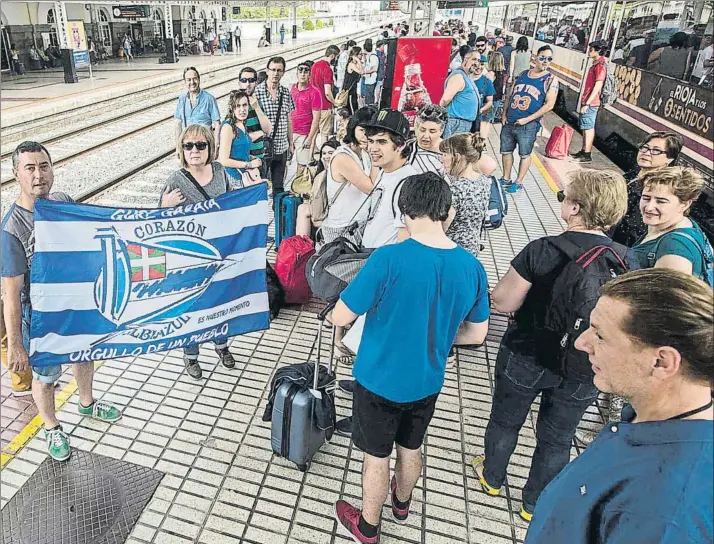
[314,302,337,390]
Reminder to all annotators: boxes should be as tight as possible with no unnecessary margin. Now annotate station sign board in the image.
[437,1,488,8]
[112,5,150,19]
[380,1,400,10]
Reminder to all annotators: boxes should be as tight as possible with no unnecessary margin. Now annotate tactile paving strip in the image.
[1,450,163,544]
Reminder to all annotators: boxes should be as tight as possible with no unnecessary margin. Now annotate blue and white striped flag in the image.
[30,184,270,366]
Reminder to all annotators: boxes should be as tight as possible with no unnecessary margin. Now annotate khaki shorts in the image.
[319,109,334,140]
[294,134,313,166]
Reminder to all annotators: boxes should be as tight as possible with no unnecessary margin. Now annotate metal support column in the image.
[292,3,297,40]
[409,1,437,37]
[164,2,177,63]
[54,1,77,83]
[609,1,626,59]
[265,0,271,44]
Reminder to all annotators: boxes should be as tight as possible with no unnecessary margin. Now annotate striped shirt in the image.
[407,141,445,176]
[246,108,264,158]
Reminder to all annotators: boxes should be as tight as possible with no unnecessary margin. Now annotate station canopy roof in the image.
[59,0,305,6]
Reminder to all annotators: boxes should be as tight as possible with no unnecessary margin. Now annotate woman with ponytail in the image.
[439,133,492,257]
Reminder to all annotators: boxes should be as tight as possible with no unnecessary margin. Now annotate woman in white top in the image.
[319,106,376,241]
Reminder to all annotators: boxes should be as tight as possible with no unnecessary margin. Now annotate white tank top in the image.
[322,145,372,229]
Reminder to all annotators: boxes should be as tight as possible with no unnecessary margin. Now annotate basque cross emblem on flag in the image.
[127,244,166,282]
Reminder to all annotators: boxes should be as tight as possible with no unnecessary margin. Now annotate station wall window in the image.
[47,8,59,46]
[98,9,111,47]
[153,10,163,37]
[535,2,597,52]
[507,4,538,37]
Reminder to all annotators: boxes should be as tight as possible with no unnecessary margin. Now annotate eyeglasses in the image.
[182,141,208,151]
[239,77,257,83]
[638,145,666,156]
[297,67,311,73]
[476,43,487,48]
[538,56,554,62]
[557,190,566,203]
[267,67,284,73]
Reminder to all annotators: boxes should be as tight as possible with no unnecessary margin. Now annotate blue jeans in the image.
[364,83,376,105]
[443,118,472,138]
[579,106,599,130]
[184,339,228,360]
[482,343,599,512]
[500,121,540,157]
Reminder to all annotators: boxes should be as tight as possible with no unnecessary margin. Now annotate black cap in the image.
[365,108,410,140]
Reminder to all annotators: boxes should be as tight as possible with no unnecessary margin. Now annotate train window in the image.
[507,4,539,37]
[535,2,597,52]
[486,5,508,33]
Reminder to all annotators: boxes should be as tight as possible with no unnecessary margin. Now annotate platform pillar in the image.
[409,1,437,37]
[164,2,177,63]
[53,1,77,83]
[291,4,297,40]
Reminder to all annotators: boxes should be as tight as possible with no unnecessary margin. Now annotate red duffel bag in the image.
[545,124,575,160]
[275,235,315,304]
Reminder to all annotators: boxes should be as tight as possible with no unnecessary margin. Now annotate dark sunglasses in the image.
[476,43,487,48]
[182,141,208,151]
[297,66,311,73]
[538,55,554,62]
[239,77,257,83]
[557,190,566,203]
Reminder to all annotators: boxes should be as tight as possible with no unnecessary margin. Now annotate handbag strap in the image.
[271,87,284,129]
[181,168,212,200]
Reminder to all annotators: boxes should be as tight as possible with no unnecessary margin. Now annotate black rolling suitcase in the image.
[270,305,336,471]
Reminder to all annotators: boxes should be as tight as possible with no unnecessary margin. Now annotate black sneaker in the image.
[335,416,353,437]
[572,153,593,163]
[569,150,585,159]
[338,379,355,395]
[391,475,411,523]
[184,357,202,380]
[216,347,236,369]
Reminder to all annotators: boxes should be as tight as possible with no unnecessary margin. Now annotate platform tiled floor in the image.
[0,121,609,543]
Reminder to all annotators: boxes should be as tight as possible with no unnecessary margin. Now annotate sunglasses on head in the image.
[539,55,554,62]
[557,190,566,203]
[182,141,208,151]
[239,77,257,83]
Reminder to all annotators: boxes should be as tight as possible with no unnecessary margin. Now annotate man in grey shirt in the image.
[1,141,122,462]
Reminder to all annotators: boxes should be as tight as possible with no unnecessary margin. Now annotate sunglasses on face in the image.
[476,43,487,48]
[539,56,554,62]
[297,67,310,73]
[239,77,257,83]
[182,141,208,151]
[639,145,666,156]
[557,190,566,203]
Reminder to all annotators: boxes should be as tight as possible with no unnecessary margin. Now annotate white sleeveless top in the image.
[322,145,372,229]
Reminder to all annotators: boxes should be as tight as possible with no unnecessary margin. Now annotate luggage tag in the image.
[310,389,322,400]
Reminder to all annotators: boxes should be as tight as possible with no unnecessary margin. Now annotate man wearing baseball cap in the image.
[361,108,419,249]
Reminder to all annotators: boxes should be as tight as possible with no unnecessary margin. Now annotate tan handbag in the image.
[333,88,349,108]
[291,165,316,195]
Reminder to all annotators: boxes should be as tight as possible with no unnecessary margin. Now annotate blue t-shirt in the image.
[340,239,490,403]
[174,89,221,129]
[633,221,711,283]
[221,121,251,179]
[525,403,713,544]
[474,74,495,99]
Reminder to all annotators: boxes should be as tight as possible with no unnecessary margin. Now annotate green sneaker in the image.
[45,426,71,461]
[78,399,122,422]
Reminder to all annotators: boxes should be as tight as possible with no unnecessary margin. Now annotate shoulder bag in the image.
[263,87,284,163]
[181,168,228,200]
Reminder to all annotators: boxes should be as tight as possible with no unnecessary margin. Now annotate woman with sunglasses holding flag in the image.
[160,124,237,380]
[499,46,559,194]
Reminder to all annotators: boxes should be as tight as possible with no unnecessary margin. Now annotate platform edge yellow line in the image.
[532,153,561,195]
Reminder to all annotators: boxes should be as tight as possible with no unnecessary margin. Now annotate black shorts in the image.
[353,381,439,458]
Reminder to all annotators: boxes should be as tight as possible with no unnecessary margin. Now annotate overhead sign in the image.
[438,1,488,8]
[380,1,400,11]
[112,6,150,19]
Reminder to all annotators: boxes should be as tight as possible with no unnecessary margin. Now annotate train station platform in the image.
[0,114,620,544]
[0,23,375,120]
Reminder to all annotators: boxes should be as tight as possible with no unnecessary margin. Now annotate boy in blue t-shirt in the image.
[330,172,490,543]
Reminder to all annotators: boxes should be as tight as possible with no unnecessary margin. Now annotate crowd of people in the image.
[2,27,713,544]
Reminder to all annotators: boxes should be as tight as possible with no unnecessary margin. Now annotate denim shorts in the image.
[482,100,503,124]
[500,121,540,157]
[23,306,62,384]
[579,106,599,130]
[443,117,473,139]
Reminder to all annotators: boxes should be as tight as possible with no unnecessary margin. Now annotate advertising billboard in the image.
[384,37,453,125]
[66,20,90,68]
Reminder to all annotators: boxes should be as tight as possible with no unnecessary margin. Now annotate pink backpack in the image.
[274,235,315,304]
[545,124,574,160]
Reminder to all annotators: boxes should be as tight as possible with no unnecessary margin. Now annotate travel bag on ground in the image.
[275,235,315,304]
[483,175,509,230]
[265,261,285,320]
[545,124,575,160]
[535,237,630,383]
[274,192,301,248]
[267,304,336,471]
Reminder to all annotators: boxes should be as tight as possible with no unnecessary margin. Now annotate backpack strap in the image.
[548,236,627,269]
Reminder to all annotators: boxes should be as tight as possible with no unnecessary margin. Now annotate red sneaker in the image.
[334,500,380,544]
[390,476,410,523]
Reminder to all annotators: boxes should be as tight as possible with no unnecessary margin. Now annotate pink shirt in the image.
[290,84,321,135]
[309,59,334,110]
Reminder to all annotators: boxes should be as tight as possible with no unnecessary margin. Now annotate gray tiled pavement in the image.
[0,121,609,543]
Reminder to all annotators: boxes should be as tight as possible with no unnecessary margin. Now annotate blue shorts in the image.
[22,305,62,384]
[482,100,503,124]
[444,118,473,139]
[500,121,540,157]
[579,106,599,130]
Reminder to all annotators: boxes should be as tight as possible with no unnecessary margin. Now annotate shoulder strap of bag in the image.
[181,168,211,200]
[273,87,284,126]
[330,181,348,207]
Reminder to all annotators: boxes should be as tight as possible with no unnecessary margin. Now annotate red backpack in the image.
[274,235,315,304]
[545,124,574,160]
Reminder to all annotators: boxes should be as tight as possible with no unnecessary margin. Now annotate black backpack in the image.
[535,237,630,383]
